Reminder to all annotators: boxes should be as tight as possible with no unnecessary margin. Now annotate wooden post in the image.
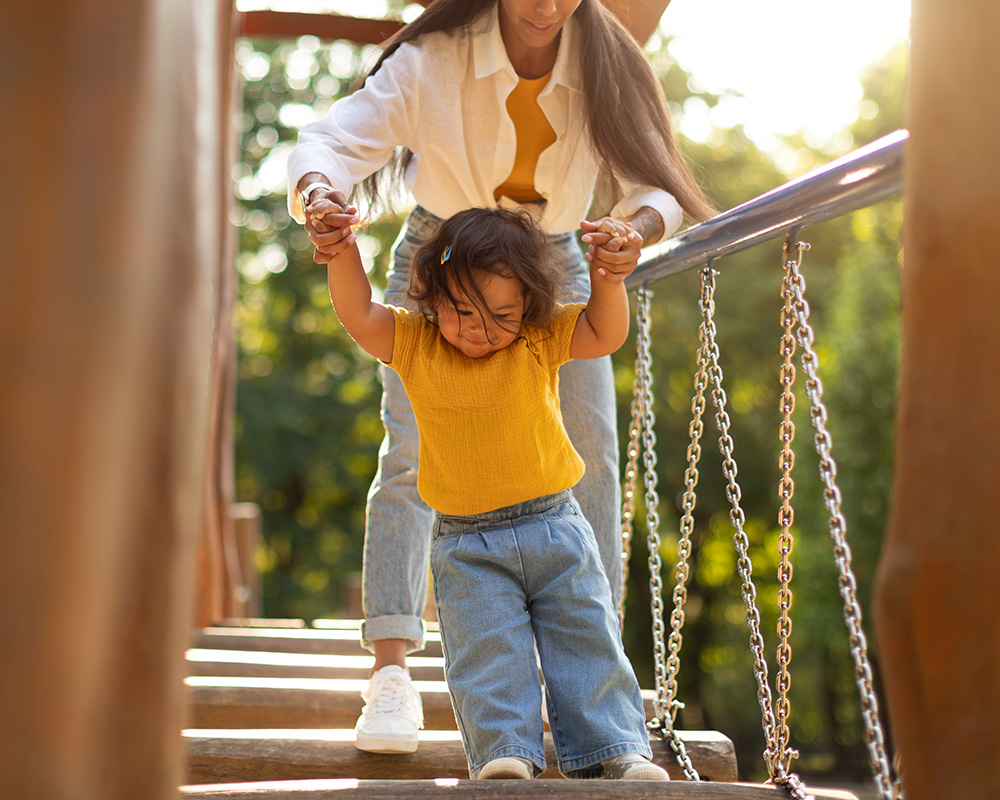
[605,0,672,44]
[875,0,1000,798]
[0,0,236,797]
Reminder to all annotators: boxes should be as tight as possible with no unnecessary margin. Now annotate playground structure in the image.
[1,1,998,798]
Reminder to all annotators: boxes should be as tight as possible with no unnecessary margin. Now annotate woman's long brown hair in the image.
[355,0,715,224]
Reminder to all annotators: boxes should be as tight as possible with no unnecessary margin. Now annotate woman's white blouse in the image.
[287,5,683,238]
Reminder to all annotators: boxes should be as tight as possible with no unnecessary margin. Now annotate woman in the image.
[287,0,713,755]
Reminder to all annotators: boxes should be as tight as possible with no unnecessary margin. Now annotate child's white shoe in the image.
[602,753,670,780]
[477,756,535,779]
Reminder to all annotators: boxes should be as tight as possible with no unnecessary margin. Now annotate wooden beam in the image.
[183,729,738,783]
[874,0,1000,798]
[239,10,403,44]
[180,778,860,799]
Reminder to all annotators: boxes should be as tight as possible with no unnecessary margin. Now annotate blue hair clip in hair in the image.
[440,244,453,265]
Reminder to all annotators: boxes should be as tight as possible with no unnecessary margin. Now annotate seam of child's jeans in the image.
[431,562,481,771]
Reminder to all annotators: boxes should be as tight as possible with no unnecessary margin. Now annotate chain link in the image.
[631,286,702,781]
[618,371,643,629]
[784,244,898,800]
[774,241,802,776]
[700,265,816,800]
[698,267,779,761]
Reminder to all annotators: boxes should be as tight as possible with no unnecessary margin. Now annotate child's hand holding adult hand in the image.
[580,217,642,284]
[304,187,359,264]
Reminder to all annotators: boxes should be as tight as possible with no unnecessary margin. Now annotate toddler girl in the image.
[320,203,667,781]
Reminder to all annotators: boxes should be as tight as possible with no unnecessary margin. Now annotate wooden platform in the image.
[184,728,736,784]
[181,778,861,799]
[182,623,855,799]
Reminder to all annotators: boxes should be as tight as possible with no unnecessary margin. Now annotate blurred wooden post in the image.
[875,0,1000,798]
[0,0,236,797]
[604,0,671,44]
[231,502,264,618]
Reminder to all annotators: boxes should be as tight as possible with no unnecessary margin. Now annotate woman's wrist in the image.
[301,181,332,205]
[626,207,665,246]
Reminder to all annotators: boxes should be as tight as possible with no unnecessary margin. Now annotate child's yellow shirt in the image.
[385,303,586,515]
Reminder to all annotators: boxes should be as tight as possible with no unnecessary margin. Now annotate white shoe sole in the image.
[478,757,533,779]
[354,730,420,754]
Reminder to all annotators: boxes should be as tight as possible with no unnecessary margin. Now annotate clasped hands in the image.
[303,187,358,263]
[580,217,642,284]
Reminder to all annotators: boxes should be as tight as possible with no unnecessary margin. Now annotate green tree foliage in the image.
[232,27,906,786]
[233,35,404,618]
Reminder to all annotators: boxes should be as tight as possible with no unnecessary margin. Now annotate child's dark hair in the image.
[407,207,562,333]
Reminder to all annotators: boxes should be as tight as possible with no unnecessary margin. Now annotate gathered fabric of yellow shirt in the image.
[493,72,557,204]
[386,303,586,515]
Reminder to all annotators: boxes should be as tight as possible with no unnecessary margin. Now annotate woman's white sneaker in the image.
[354,665,424,753]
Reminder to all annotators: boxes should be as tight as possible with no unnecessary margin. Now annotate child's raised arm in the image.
[323,214,395,363]
[569,219,639,360]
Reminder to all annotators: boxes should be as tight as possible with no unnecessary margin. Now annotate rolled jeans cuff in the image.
[360,614,426,654]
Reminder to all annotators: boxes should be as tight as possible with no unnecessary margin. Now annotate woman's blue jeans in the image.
[431,489,650,777]
[360,206,622,652]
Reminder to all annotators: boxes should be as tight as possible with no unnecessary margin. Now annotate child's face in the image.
[437,268,528,359]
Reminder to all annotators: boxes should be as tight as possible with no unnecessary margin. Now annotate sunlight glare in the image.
[663,0,911,151]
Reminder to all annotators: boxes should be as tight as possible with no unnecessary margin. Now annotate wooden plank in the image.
[185,676,665,731]
[186,649,446,682]
[184,677,456,730]
[191,628,443,658]
[181,779,859,799]
[183,730,737,784]
[213,619,306,629]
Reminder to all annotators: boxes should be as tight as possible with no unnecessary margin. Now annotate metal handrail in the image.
[626,129,907,289]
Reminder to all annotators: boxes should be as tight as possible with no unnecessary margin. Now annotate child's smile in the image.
[437,269,528,358]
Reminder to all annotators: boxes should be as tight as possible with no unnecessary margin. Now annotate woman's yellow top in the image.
[493,73,557,204]
[385,303,586,515]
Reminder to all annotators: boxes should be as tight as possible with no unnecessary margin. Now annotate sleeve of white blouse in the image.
[286,43,423,222]
[611,181,685,245]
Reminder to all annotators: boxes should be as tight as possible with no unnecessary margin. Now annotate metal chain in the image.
[664,280,710,736]
[774,241,802,776]
[618,365,643,629]
[785,245,898,800]
[700,265,814,800]
[632,286,701,781]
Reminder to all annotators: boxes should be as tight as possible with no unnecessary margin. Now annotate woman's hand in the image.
[303,186,359,264]
[580,217,642,284]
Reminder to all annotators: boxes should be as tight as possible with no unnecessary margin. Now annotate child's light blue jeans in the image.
[360,205,622,652]
[431,489,651,778]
